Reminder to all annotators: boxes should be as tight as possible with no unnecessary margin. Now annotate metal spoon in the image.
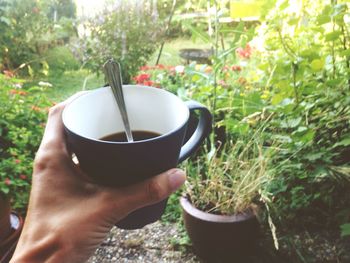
[103,59,134,142]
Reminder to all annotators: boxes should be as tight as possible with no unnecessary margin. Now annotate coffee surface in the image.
[100,130,161,142]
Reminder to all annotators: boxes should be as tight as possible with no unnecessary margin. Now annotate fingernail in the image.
[168,169,186,191]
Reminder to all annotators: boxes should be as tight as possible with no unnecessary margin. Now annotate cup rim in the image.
[62,85,190,145]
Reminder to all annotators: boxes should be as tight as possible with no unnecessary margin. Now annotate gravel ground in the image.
[87,222,199,263]
[87,221,350,263]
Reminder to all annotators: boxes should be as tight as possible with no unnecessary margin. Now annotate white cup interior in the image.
[62,85,189,141]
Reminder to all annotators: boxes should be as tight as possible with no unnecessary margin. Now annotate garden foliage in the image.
[136,0,350,231]
[0,75,52,212]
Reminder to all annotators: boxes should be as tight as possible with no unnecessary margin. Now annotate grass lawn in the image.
[26,69,104,102]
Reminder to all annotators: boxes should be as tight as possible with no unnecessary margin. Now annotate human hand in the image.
[10,93,186,263]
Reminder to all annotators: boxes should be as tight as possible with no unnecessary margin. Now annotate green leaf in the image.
[333,137,350,148]
[27,65,34,77]
[325,31,342,41]
[280,117,302,128]
[312,166,328,179]
[317,14,331,25]
[326,79,342,87]
[340,49,350,57]
[299,129,315,143]
[279,0,289,10]
[288,17,299,26]
[304,152,323,161]
[310,59,325,72]
[271,94,284,105]
[340,223,350,237]
[0,17,10,25]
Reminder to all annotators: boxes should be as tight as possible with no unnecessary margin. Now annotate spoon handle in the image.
[103,59,134,142]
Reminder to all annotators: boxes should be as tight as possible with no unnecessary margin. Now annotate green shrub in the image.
[0,74,52,213]
[254,0,350,229]
[82,1,163,83]
[0,0,77,77]
[45,46,80,75]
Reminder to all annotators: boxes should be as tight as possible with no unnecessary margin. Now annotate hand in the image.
[10,93,186,263]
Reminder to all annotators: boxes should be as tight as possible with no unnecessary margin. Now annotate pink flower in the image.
[15,159,21,164]
[5,178,11,185]
[20,174,27,180]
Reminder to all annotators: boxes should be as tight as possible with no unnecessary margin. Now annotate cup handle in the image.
[178,100,212,163]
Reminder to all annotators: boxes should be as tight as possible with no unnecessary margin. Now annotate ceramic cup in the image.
[62,85,212,229]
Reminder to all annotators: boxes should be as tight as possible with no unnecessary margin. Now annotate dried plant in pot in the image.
[180,137,271,262]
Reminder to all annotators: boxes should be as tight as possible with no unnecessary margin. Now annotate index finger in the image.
[38,91,89,155]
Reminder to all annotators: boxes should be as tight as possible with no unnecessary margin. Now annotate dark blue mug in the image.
[62,85,212,229]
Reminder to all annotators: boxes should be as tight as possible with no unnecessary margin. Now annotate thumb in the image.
[116,169,186,211]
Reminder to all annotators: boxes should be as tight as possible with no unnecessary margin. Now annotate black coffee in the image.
[100,130,161,142]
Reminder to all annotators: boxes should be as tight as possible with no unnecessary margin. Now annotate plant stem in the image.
[277,29,297,60]
[341,25,350,89]
[331,0,337,79]
[212,0,219,115]
[292,62,299,105]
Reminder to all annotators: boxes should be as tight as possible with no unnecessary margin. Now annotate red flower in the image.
[31,105,41,112]
[222,65,230,72]
[133,73,151,84]
[231,65,242,71]
[3,70,15,78]
[20,174,27,180]
[9,89,27,96]
[5,178,11,185]
[236,44,253,59]
[140,65,150,71]
[32,7,40,14]
[218,80,228,87]
[15,159,21,164]
[18,91,27,96]
[155,64,166,69]
[238,77,247,85]
[143,80,155,87]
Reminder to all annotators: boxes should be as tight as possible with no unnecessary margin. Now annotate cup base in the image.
[116,199,168,229]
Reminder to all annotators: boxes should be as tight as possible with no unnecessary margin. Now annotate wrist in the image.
[10,223,74,263]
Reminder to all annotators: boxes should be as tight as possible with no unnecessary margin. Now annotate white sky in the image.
[74,0,107,17]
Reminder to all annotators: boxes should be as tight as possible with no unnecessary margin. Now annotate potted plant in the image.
[0,192,24,262]
[180,136,271,262]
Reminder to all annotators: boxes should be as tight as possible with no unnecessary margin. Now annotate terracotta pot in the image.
[0,195,12,242]
[180,196,260,262]
[0,212,24,262]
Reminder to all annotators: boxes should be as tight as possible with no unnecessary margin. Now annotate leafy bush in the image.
[0,0,77,76]
[0,74,52,212]
[254,0,350,229]
[44,46,80,75]
[82,1,163,83]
